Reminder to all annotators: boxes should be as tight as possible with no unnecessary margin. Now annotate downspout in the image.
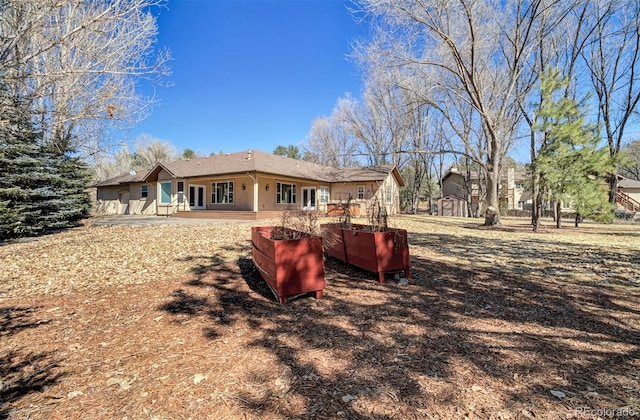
[246,172,258,212]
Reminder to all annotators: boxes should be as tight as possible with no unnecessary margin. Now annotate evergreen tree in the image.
[43,145,92,229]
[182,148,196,159]
[273,145,301,159]
[0,89,43,238]
[534,70,615,228]
[0,84,91,240]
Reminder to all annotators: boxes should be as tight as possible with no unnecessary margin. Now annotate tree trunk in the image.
[531,172,541,232]
[484,166,501,226]
[556,202,562,228]
[608,174,618,205]
[530,128,540,232]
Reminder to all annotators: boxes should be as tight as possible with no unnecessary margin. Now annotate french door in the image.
[188,185,205,210]
[302,187,316,211]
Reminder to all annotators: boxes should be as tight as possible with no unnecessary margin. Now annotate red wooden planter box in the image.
[321,223,411,283]
[320,224,348,263]
[251,226,325,304]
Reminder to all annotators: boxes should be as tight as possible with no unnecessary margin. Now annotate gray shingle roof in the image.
[157,150,334,181]
[94,169,149,187]
[142,150,401,184]
[618,175,640,189]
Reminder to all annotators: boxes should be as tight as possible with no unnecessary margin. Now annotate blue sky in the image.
[129,0,368,157]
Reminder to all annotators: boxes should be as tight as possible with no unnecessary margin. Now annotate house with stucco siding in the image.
[94,150,405,219]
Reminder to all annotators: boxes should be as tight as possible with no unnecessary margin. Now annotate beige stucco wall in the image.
[96,169,403,216]
[129,182,156,215]
[329,174,402,217]
[329,181,377,219]
[95,185,123,214]
[155,173,258,213]
[254,174,330,212]
[95,183,155,215]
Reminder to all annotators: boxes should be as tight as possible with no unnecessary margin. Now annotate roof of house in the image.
[95,150,404,187]
[618,175,640,189]
[94,169,149,187]
[443,167,529,183]
[147,150,335,182]
[328,165,405,186]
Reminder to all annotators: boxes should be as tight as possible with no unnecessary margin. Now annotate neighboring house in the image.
[94,150,405,219]
[616,175,640,212]
[440,167,530,216]
[440,168,640,217]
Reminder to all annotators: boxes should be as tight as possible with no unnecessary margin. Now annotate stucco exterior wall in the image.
[254,174,327,212]
[95,185,124,214]
[96,168,403,217]
[95,183,155,215]
[329,181,377,219]
[328,174,402,217]
[129,183,156,215]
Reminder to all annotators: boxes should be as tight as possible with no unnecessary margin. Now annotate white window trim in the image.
[276,182,297,204]
[357,186,365,200]
[319,186,330,204]
[160,181,172,205]
[211,181,234,204]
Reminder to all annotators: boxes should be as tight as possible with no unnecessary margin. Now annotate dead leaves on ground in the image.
[0,215,639,418]
[0,222,255,299]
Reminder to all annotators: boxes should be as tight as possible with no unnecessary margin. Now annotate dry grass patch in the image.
[1,215,639,419]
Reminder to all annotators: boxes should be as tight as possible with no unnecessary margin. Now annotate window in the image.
[386,185,393,204]
[212,181,234,204]
[319,186,329,204]
[177,181,185,204]
[141,185,148,198]
[357,186,365,200]
[276,182,296,204]
[160,182,172,205]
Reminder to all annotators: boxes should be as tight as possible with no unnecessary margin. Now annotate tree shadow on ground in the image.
[0,307,61,419]
[157,235,640,418]
[410,229,640,291]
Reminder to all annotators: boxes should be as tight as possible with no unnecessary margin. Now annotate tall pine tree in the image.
[534,70,615,228]
[0,83,91,240]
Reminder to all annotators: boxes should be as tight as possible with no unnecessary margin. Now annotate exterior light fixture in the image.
[265,184,270,191]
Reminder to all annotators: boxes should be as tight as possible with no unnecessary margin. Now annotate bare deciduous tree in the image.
[92,134,179,181]
[0,0,171,156]
[582,0,640,203]
[357,0,558,225]
[306,99,360,168]
[620,140,640,181]
[339,76,410,167]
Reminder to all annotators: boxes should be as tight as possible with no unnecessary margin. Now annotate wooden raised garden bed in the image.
[321,223,411,283]
[251,226,325,304]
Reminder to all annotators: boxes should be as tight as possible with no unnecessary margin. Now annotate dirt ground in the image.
[1,215,639,419]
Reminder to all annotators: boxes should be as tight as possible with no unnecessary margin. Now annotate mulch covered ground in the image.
[1,216,639,419]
